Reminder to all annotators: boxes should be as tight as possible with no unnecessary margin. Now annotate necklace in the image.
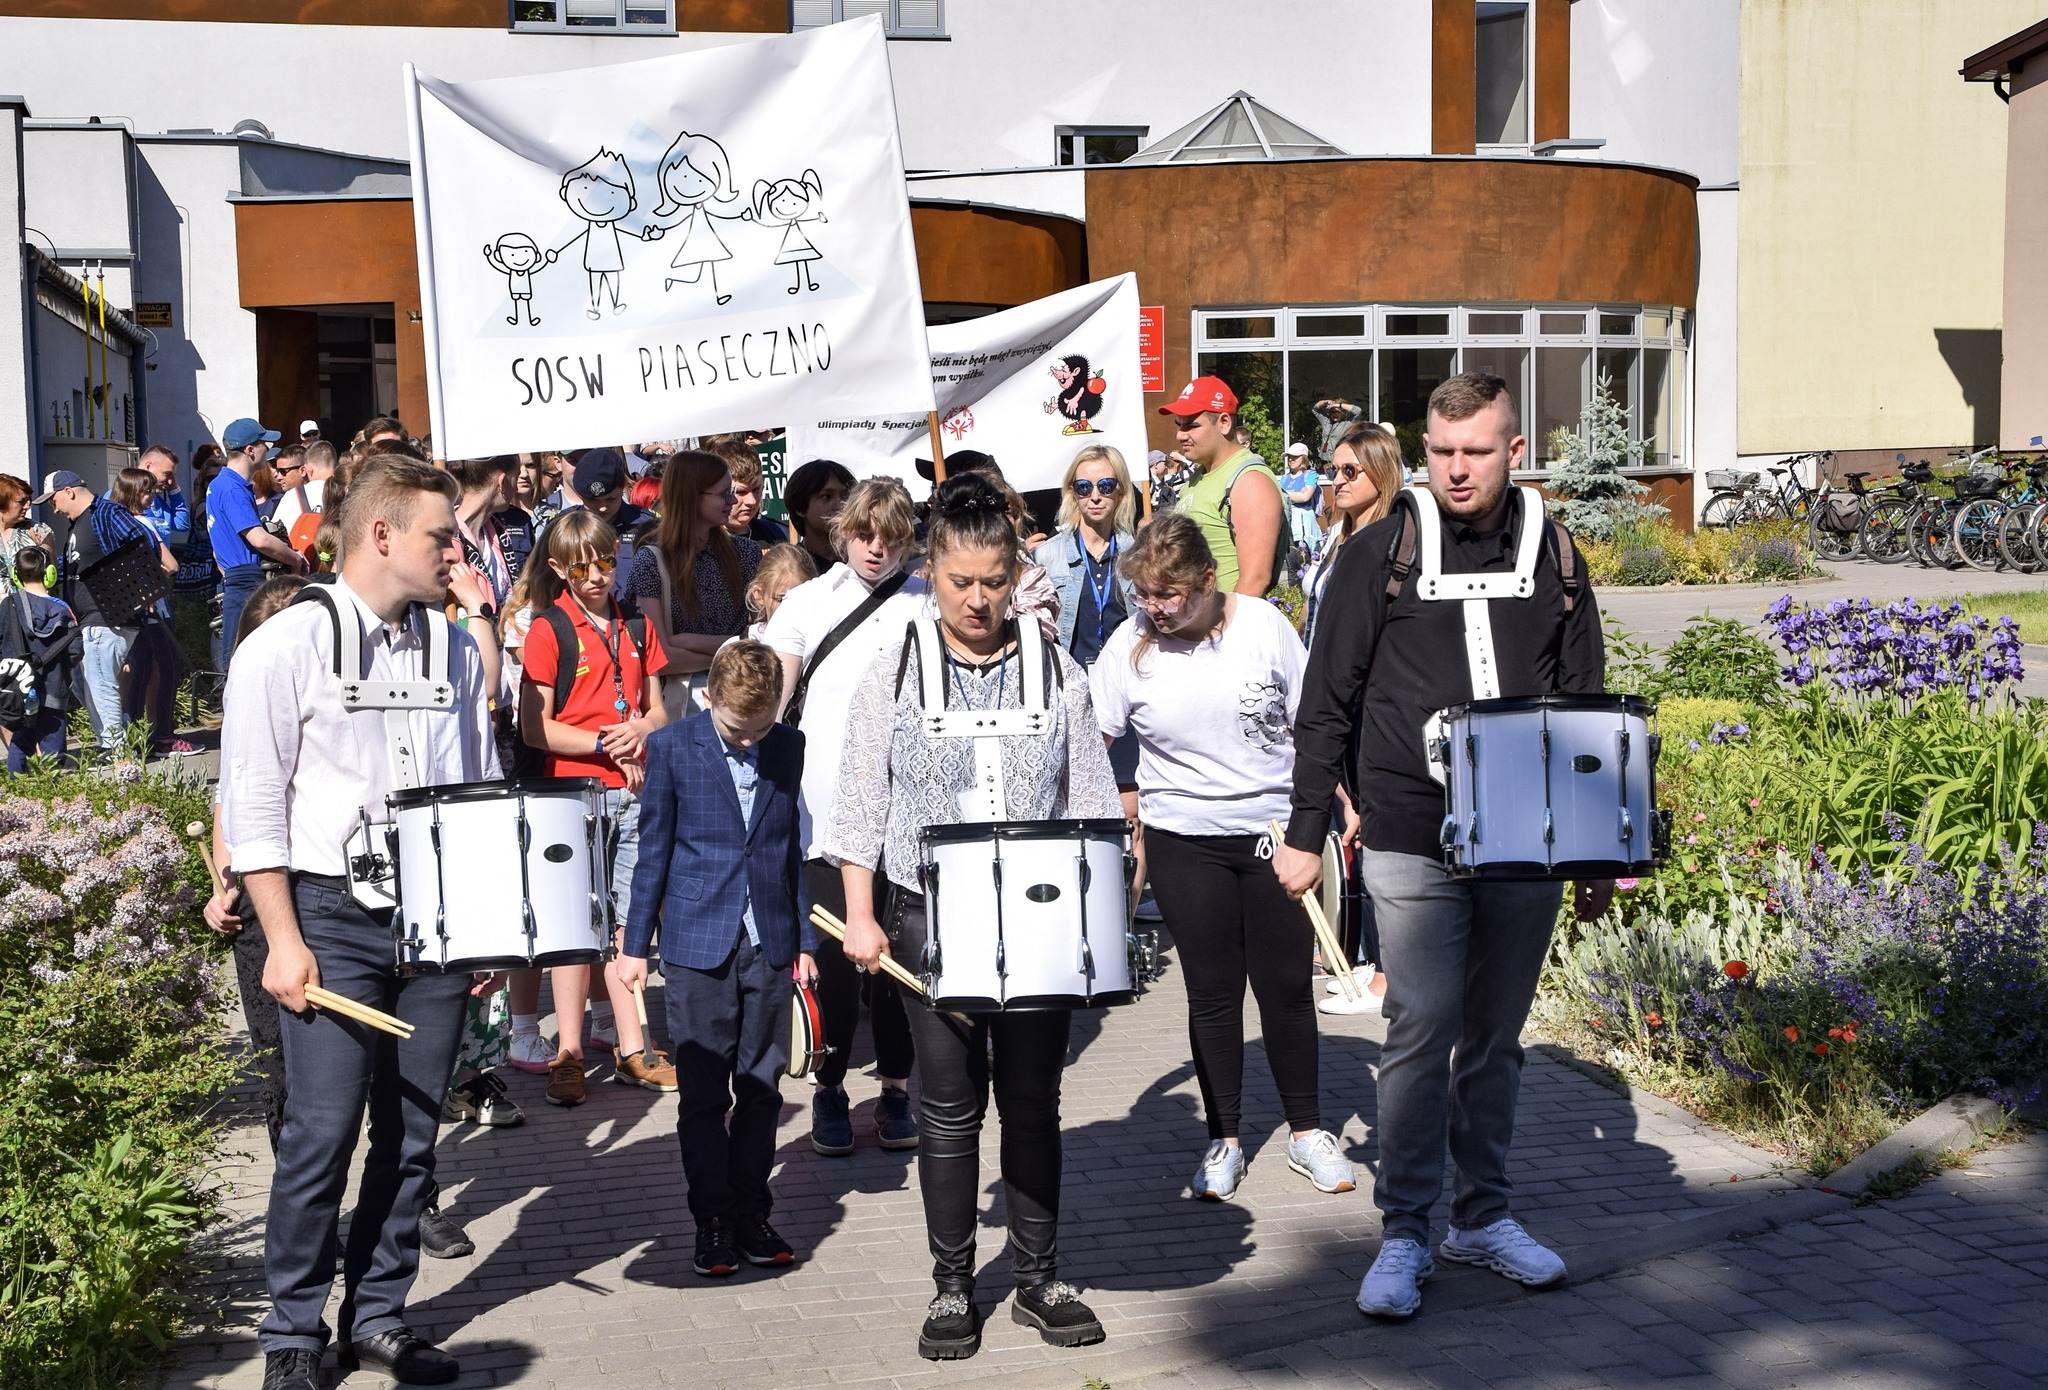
[943,624,1012,709]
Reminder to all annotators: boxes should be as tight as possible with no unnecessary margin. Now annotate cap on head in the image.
[1284,441,1311,458]
[223,417,282,451]
[30,469,87,504]
[1159,376,1239,418]
[299,419,320,439]
[572,447,628,500]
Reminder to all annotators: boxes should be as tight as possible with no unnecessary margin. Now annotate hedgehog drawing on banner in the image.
[482,233,546,326]
[753,170,829,295]
[544,149,642,320]
[643,131,748,307]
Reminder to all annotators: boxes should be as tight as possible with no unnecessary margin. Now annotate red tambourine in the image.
[787,977,830,1079]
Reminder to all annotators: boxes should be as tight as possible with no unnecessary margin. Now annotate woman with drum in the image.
[1088,513,1355,1202]
[825,473,1121,1361]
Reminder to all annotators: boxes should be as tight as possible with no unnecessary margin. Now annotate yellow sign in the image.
[134,302,172,327]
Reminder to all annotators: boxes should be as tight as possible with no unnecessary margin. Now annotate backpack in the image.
[531,602,652,712]
[0,590,83,728]
[1219,455,1294,598]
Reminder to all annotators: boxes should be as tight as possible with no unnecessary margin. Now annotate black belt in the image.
[292,870,350,891]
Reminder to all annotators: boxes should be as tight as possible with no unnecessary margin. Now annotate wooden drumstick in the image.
[808,907,929,997]
[1271,821,1360,1000]
[632,978,650,1028]
[305,984,415,1038]
[186,820,223,891]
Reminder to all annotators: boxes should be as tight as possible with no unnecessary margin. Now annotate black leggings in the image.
[1147,826,1320,1140]
[804,858,916,1089]
[889,888,1068,1292]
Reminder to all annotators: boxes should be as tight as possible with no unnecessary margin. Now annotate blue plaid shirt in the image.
[722,737,760,947]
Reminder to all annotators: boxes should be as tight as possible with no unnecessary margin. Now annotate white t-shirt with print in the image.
[1090,595,1305,837]
[761,562,931,858]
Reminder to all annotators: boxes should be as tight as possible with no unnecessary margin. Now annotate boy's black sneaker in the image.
[917,1290,982,1360]
[694,1217,739,1277]
[418,1204,474,1259]
[1011,1280,1105,1347]
[734,1215,795,1266]
[260,1348,321,1390]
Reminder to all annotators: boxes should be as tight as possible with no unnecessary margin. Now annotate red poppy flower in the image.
[1783,1026,1800,1041]
[1645,1011,1663,1028]
[1814,1042,1829,1056]
[1843,1030,1858,1044]
[1725,960,1750,979]
[1827,1027,1843,1039]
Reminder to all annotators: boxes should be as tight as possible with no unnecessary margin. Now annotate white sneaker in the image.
[1356,1237,1433,1318]
[1285,1129,1355,1193]
[508,1028,555,1075]
[1318,989,1384,1016]
[1324,976,1348,995]
[1440,1217,1567,1288]
[1190,1141,1247,1200]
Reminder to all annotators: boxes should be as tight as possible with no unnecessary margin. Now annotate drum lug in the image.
[1468,812,1481,845]
[1078,935,1094,979]
[1440,814,1457,848]
[1543,809,1554,845]
[1619,806,1634,844]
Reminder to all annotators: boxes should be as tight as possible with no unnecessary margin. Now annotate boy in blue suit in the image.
[619,640,819,1277]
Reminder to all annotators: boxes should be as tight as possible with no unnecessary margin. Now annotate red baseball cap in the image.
[1159,375,1239,417]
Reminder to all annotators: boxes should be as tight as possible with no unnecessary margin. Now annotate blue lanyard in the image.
[1081,534,1118,645]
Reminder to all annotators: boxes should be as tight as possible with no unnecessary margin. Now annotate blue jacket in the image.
[625,711,816,970]
[1031,526,1138,652]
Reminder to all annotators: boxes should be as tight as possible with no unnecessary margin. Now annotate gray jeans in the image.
[1360,848,1561,1245]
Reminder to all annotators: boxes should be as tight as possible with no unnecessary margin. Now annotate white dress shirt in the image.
[222,577,500,876]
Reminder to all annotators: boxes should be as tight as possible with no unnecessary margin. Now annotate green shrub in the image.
[1652,616,1781,704]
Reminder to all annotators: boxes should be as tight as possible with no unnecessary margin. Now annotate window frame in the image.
[509,0,677,34]
[789,0,948,38]
[1053,126,1150,167]
[1474,0,1536,152]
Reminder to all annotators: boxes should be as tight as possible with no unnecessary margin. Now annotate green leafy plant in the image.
[1233,393,1286,477]
[1652,616,1781,704]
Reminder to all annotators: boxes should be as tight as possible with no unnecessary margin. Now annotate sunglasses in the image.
[565,556,618,581]
[1335,464,1367,481]
[1071,479,1121,498]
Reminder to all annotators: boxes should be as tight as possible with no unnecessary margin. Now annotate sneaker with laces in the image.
[1011,1280,1104,1347]
[1318,989,1385,1016]
[734,1215,795,1266]
[1190,1140,1247,1200]
[694,1217,739,1277]
[917,1290,982,1360]
[875,1085,919,1150]
[1286,1129,1356,1193]
[508,1028,554,1074]
[545,1050,586,1107]
[811,1084,854,1156]
[1356,1237,1434,1318]
[610,1047,679,1091]
[418,1203,475,1259]
[260,1348,322,1390]
[1440,1217,1567,1288]
[445,1071,524,1127]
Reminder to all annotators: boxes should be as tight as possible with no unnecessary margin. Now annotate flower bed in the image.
[0,754,234,1388]
[1581,519,1825,586]
[1540,597,2048,1169]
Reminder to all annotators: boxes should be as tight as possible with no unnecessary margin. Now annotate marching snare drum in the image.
[388,777,610,974]
[919,819,1137,1011]
[1435,695,1669,880]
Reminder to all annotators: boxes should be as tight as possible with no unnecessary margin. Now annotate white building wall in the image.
[22,123,137,307]
[0,100,35,481]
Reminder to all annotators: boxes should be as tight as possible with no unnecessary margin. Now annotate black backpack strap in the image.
[790,570,910,722]
[536,605,579,709]
[1383,491,1420,619]
[290,583,346,677]
[893,619,919,702]
[1545,519,1580,615]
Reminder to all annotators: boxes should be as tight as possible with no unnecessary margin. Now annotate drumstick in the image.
[185,820,223,891]
[808,908,929,997]
[305,984,415,1038]
[632,978,649,1028]
[1270,821,1360,1001]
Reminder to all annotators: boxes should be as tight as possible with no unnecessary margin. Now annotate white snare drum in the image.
[1435,695,1668,880]
[389,777,609,974]
[919,820,1136,1011]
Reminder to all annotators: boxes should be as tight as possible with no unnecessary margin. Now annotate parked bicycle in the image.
[1858,462,1933,565]
[1700,452,1832,529]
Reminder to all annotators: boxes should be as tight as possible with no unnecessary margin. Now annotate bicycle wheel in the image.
[1699,491,1744,529]
[1996,501,2042,572]
[1808,508,1860,562]
[1923,505,1960,568]
[1953,499,2007,571]
[1860,498,1913,563]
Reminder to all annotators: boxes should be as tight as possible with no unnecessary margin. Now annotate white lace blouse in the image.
[822,632,1124,894]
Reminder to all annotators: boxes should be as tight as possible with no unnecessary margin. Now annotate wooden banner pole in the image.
[927,411,947,484]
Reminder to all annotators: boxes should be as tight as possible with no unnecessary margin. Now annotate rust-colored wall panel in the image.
[255,308,321,444]
[1433,0,1476,155]
[0,0,784,28]
[1534,0,1570,145]
[910,205,1086,309]
[1083,159,1698,452]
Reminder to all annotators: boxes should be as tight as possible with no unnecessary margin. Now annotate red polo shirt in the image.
[519,597,668,788]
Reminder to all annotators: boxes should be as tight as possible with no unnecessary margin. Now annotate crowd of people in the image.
[71,367,1608,1389]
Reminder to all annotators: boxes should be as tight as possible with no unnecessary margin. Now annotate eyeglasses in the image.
[1071,479,1121,498]
[1335,464,1366,481]
[566,556,618,581]
[1132,588,1189,613]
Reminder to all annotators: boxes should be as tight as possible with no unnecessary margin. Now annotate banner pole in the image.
[926,411,947,484]
[1140,467,1153,522]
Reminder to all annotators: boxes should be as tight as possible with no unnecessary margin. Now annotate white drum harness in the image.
[896,615,1056,822]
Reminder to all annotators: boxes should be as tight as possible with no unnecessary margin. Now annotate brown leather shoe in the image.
[545,1050,586,1106]
[610,1047,679,1092]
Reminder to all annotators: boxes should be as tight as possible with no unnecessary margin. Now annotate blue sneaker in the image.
[1286,1129,1356,1193]
[1191,1140,1247,1200]
[875,1085,919,1151]
[811,1085,853,1156]
[1357,1238,1433,1319]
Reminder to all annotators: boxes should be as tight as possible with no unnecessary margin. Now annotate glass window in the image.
[1538,312,1586,336]
[1534,346,1589,464]
[1196,351,1282,436]
[1643,309,1670,339]
[1476,2,1530,146]
[787,0,945,36]
[513,0,675,30]
[1461,345,1531,465]
[1385,312,1451,337]
[1296,313,1368,339]
[1055,128,1147,166]
[1596,347,1640,444]
[1642,348,1672,466]
[1599,312,1637,337]
[1380,349,1457,467]
[1287,350,1374,461]
[1204,315,1277,342]
[1468,311,1523,335]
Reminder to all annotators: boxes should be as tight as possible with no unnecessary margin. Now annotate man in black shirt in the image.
[1276,373,1605,1320]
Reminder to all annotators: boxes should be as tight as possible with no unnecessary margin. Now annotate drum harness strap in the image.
[895,615,1055,823]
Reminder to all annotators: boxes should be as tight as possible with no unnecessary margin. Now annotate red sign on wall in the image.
[1138,304,1166,393]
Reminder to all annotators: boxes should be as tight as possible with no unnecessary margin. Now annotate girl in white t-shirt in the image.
[1090,513,1353,1204]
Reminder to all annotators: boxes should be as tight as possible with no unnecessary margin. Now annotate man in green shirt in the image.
[1160,376,1284,596]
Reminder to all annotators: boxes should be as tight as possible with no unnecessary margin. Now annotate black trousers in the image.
[889,888,1068,1292]
[1146,826,1321,1140]
[804,857,915,1089]
[257,879,468,1353]
[666,933,791,1224]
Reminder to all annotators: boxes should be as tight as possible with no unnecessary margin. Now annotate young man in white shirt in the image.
[761,476,928,1158]
[224,457,500,1390]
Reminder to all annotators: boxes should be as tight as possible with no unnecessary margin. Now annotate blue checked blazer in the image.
[624,711,816,970]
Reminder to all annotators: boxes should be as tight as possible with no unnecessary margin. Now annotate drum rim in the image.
[388,775,606,809]
[921,818,1131,848]
[1444,693,1655,719]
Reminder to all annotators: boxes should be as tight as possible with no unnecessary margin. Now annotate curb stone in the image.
[1818,1092,2009,1196]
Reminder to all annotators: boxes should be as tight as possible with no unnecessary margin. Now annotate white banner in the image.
[404,18,933,459]
[785,274,1146,495]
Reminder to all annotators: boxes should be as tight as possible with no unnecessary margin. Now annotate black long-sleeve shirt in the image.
[1285,499,1605,861]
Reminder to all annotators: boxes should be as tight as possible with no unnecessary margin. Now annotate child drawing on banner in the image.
[1045,354,1106,435]
[482,233,545,326]
[546,149,637,320]
[751,171,828,295]
[642,132,746,306]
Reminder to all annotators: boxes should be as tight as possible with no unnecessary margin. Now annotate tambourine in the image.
[787,977,831,1079]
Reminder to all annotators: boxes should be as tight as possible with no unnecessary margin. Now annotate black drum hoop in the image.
[387,775,604,811]
[920,818,1131,852]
